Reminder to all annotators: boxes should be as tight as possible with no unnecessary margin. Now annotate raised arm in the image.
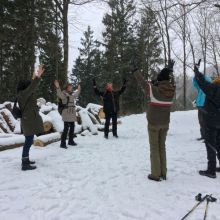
[93,79,104,97]
[117,78,127,95]
[133,70,150,95]
[73,85,81,98]
[194,66,219,104]
[130,57,149,95]
[21,64,45,102]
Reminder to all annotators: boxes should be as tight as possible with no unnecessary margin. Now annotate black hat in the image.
[157,68,171,81]
[17,80,31,93]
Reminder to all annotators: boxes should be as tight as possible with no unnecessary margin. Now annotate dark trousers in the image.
[61,122,75,144]
[198,108,205,139]
[204,126,220,173]
[22,135,34,158]
[105,113,117,136]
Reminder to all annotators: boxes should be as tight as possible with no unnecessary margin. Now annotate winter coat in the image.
[94,86,126,115]
[134,71,175,126]
[56,88,80,122]
[194,71,220,128]
[17,78,44,136]
[193,76,212,107]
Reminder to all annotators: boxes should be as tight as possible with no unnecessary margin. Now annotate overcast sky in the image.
[68,2,107,73]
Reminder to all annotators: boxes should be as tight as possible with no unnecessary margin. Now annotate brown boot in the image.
[148,174,161,182]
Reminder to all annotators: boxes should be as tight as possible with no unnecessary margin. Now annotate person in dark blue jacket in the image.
[193,76,212,140]
[194,66,220,178]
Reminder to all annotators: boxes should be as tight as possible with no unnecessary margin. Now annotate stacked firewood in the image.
[0,99,105,150]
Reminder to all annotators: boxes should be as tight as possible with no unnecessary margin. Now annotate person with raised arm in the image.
[131,58,175,181]
[17,64,45,171]
[93,79,127,139]
[54,80,81,149]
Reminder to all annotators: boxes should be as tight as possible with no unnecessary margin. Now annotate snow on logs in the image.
[0,100,110,150]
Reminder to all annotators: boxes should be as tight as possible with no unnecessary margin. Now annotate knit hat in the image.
[157,68,171,81]
[213,76,220,85]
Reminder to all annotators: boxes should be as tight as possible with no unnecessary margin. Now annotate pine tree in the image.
[72,26,103,107]
[137,7,163,81]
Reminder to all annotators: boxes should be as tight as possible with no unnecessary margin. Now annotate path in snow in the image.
[0,111,219,220]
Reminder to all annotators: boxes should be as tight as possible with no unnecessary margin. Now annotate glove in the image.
[129,56,139,73]
[123,78,127,85]
[167,59,175,71]
[194,65,200,75]
[93,79,96,87]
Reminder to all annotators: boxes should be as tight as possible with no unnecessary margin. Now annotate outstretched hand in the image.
[77,85,81,92]
[37,64,45,77]
[54,80,60,89]
[194,65,200,75]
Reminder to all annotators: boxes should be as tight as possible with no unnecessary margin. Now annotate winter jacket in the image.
[193,76,212,107]
[18,78,44,136]
[56,88,80,122]
[194,71,220,128]
[94,86,126,115]
[134,71,175,126]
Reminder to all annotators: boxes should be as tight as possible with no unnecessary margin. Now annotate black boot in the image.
[21,158,37,171]
[199,170,216,178]
[60,140,67,149]
[113,134,118,138]
[148,174,161,182]
[216,167,220,172]
[68,140,77,146]
[28,158,36,165]
[104,134,108,139]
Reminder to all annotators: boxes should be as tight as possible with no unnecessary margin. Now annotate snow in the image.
[0,134,25,147]
[0,110,220,220]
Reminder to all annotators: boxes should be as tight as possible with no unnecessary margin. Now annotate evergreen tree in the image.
[137,7,163,81]
[72,26,103,107]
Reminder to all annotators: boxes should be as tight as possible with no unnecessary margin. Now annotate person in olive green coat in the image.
[130,59,175,181]
[17,64,45,171]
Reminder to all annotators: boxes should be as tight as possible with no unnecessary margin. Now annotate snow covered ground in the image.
[0,110,220,220]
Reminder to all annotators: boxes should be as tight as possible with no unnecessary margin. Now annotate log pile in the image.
[0,99,106,151]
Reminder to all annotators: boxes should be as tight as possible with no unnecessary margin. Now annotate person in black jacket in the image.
[194,65,220,178]
[93,79,127,139]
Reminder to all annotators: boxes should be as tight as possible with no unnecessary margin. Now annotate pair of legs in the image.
[104,112,118,138]
[61,122,76,148]
[148,124,169,180]
[201,126,220,177]
[22,135,36,170]
[198,108,205,139]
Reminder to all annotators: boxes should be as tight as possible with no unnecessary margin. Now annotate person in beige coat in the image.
[54,80,81,149]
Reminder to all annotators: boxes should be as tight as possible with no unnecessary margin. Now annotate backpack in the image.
[12,97,30,119]
[58,96,69,115]
[12,99,22,119]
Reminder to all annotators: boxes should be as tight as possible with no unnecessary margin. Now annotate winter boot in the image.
[28,158,36,165]
[216,167,220,172]
[113,134,118,138]
[21,158,37,171]
[68,140,77,146]
[104,134,108,139]
[199,170,216,178]
[60,140,67,149]
[148,174,161,182]
[161,175,167,180]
